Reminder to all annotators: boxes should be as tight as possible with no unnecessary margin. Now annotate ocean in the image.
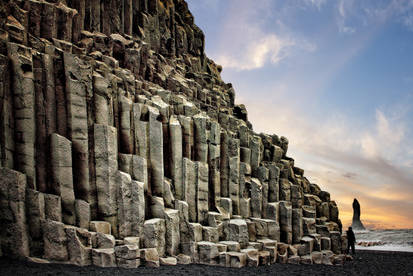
[354,229,413,252]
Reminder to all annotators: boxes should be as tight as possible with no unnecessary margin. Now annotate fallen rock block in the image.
[258,251,270,265]
[197,241,219,265]
[65,227,92,266]
[140,248,160,267]
[228,252,247,268]
[26,257,51,264]
[333,254,346,265]
[160,257,177,266]
[177,254,192,265]
[92,248,116,267]
[321,250,334,265]
[117,258,140,268]
[241,248,259,267]
[311,251,323,264]
[216,252,227,267]
[264,246,277,264]
[300,255,313,264]
[277,242,289,264]
[288,255,301,264]
[115,244,140,260]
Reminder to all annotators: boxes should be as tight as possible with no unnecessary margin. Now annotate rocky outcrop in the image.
[0,0,347,268]
[351,198,365,230]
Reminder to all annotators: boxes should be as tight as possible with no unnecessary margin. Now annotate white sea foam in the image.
[356,244,413,252]
[354,229,413,252]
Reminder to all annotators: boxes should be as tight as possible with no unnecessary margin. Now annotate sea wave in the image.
[353,229,413,252]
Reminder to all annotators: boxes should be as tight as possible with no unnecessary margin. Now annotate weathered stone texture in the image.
[0,0,346,268]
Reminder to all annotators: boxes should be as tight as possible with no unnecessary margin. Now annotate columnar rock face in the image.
[0,0,346,268]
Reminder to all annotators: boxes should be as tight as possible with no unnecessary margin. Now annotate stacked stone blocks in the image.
[0,0,347,268]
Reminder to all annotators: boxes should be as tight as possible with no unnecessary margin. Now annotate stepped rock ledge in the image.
[0,0,349,268]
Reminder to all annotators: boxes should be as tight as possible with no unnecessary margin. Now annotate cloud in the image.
[343,172,358,179]
[336,0,413,33]
[303,0,327,10]
[242,95,413,229]
[187,0,413,229]
[216,34,293,71]
[209,1,309,71]
[337,0,357,34]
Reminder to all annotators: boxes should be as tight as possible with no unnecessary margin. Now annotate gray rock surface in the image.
[0,0,347,268]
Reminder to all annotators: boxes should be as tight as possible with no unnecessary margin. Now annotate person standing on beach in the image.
[347,227,356,254]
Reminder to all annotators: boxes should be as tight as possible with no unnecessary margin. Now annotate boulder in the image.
[65,227,92,266]
[197,241,219,265]
[143,219,166,257]
[228,252,247,268]
[92,248,116,267]
[160,257,177,266]
[241,248,259,267]
[288,255,300,264]
[177,254,192,265]
[140,248,160,267]
[115,244,140,260]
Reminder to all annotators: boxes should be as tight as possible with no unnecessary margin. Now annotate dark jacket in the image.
[347,229,356,243]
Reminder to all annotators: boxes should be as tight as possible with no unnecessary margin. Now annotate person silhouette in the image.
[346,226,356,254]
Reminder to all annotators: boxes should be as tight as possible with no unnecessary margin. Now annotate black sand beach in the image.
[1,250,412,276]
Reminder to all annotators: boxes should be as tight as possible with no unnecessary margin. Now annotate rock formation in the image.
[351,199,365,231]
[0,0,347,268]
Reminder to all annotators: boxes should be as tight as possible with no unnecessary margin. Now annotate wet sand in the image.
[1,250,412,276]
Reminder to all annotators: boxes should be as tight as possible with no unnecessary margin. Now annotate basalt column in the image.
[94,124,119,236]
[64,53,90,203]
[8,43,36,189]
[0,54,14,169]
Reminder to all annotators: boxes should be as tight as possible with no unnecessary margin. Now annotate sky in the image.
[186,0,413,229]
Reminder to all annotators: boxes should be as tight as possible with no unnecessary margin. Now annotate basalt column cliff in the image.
[0,0,347,268]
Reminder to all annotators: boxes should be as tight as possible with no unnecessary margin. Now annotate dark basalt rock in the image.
[351,198,365,230]
[0,0,348,268]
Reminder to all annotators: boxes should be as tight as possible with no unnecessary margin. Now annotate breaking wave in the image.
[354,229,413,252]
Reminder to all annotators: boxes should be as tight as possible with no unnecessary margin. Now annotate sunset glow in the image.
[187,0,413,229]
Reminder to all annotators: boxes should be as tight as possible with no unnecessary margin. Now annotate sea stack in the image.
[351,198,366,230]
